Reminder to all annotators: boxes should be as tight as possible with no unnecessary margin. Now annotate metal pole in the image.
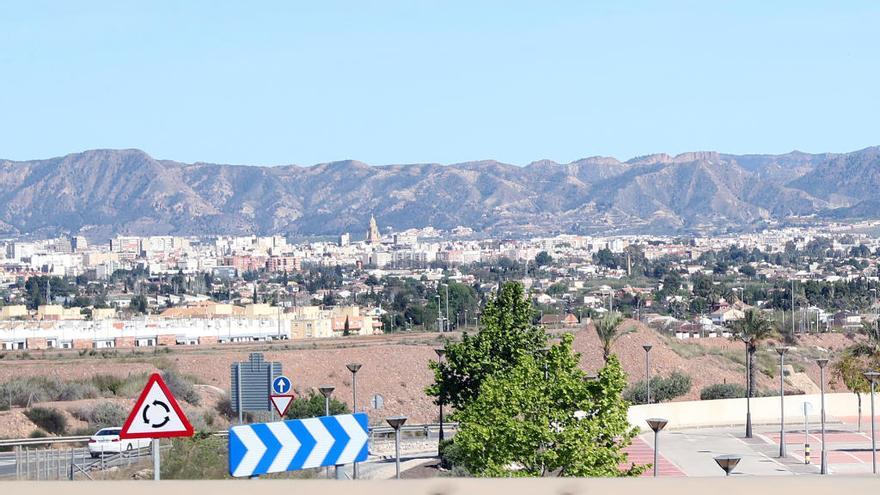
[394,427,401,479]
[745,342,752,438]
[779,350,786,458]
[352,369,359,480]
[237,365,243,424]
[653,429,660,477]
[872,378,877,475]
[436,294,442,332]
[820,361,828,474]
[645,346,651,404]
[444,284,450,332]
[152,439,160,481]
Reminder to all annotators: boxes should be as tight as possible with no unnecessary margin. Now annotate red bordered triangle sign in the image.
[271,395,294,417]
[120,373,194,439]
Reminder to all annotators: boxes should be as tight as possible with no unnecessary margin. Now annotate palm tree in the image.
[595,311,627,362]
[730,309,777,399]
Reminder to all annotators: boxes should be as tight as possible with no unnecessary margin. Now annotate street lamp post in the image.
[318,385,336,479]
[436,294,442,332]
[643,345,653,404]
[776,347,789,458]
[742,335,753,438]
[434,348,446,449]
[444,283,450,332]
[817,358,828,474]
[345,363,362,479]
[646,418,668,477]
[386,416,408,479]
[865,371,880,475]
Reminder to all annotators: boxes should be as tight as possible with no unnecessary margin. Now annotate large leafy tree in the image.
[594,312,628,363]
[428,282,546,409]
[730,309,777,398]
[449,334,645,477]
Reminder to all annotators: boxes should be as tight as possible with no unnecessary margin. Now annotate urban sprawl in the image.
[3,216,880,351]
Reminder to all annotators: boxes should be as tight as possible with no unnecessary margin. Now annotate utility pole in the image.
[791,279,795,335]
[444,283,450,332]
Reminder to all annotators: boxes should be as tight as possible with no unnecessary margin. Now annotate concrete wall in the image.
[6,478,880,494]
[628,392,864,430]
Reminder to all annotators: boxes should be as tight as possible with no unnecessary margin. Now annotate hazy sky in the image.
[1,1,878,166]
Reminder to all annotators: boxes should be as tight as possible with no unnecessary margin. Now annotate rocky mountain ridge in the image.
[1,146,878,239]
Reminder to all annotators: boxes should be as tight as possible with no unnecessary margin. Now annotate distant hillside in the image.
[0,146,878,239]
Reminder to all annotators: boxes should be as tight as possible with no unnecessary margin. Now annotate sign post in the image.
[120,373,195,480]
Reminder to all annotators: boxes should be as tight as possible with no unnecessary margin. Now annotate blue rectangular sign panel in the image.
[229,412,369,477]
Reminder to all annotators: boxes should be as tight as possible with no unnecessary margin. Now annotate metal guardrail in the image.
[0,423,459,448]
[0,436,91,448]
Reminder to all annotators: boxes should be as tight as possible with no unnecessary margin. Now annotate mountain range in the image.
[1,146,879,240]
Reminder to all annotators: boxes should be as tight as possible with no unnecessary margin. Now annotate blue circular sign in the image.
[272,375,292,395]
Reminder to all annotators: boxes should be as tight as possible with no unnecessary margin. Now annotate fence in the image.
[13,444,157,480]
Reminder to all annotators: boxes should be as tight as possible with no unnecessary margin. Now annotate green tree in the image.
[130,294,148,314]
[730,309,777,399]
[428,282,545,410]
[534,251,553,267]
[833,352,874,432]
[594,312,629,363]
[286,391,349,419]
[449,334,645,477]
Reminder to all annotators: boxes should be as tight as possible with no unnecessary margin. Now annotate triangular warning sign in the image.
[271,395,294,417]
[120,373,194,439]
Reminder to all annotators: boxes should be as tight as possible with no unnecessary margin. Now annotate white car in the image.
[88,427,152,457]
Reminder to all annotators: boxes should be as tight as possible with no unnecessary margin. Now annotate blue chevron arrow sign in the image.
[228,412,369,477]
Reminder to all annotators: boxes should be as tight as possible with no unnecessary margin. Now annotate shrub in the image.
[91,375,126,396]
[286,391,349,419]
[161,370,200,406]
[24,407,68,435]
[54,381,100,401]
[624,371,693,404]
[700,383,746,400]
[29,430,48,438]
[72,402,128,429]
[161,432,230,479]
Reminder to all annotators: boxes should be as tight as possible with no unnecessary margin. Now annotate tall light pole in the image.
[318,385,336,479]
[865,371,880,475]
[435,294,442,332]
[646,418,668,477]
[817,358,828,474]
[643,345,653,404]
[777,347,789,458]
[444,283,450,332]
[386,416,408,479]
[434,348,446,448]
[345,363,362,479]
[742,335,753,438]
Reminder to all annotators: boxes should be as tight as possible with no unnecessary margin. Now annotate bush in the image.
[161,432,230,479]
[161,370,200,406]
[29,430,48,438]
[72,402,128,429]
[24,407,68,435]
[286,391,349,419]
[624,371,693,404]
[700,383,746,400]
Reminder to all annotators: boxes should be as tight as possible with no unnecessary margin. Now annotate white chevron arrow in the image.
[301,417,333,468]
[266,421,301,473]
[231,426,267,478]
[335,414,368,465]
